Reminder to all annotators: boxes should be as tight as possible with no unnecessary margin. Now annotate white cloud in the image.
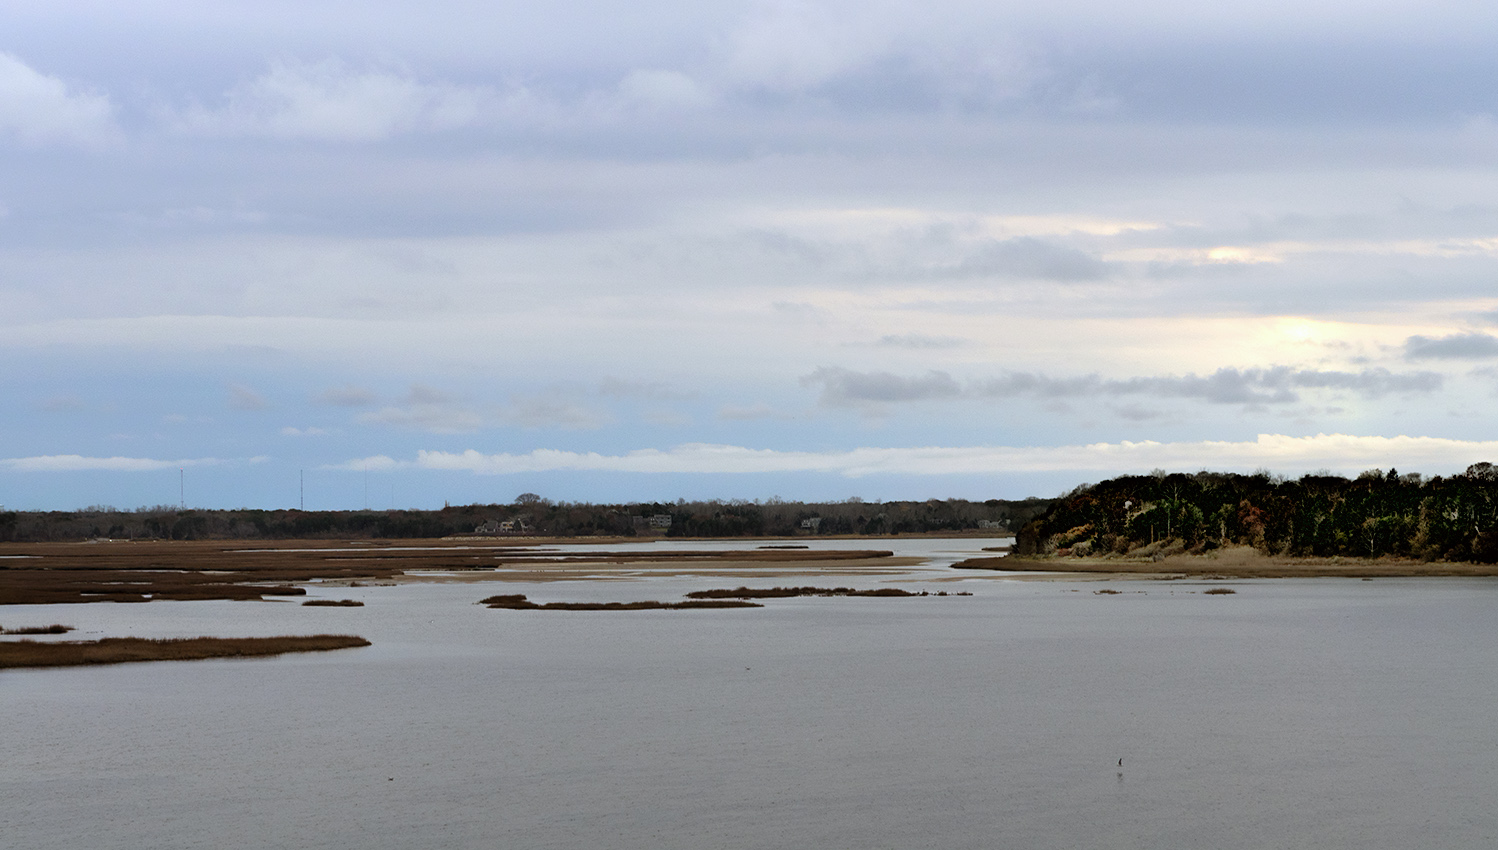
[0,52,116,147]
[177,58,489,142]
[0,455,230,472]
[281,426,331,436]
[332,434,1498,479]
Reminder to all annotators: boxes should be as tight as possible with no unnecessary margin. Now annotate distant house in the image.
[475,519,519,535]
[648,514,673,529]
[977,520,1005,530]
[801,517,822,530]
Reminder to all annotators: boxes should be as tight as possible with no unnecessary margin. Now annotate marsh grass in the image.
[1202,587,1237,594]
[1,624,75,634]
[0,635,370,669]
[685,586,928,599]
[301,599,364,607]
[481,594,759,611]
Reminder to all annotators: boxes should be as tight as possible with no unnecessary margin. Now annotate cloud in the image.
[315,385,378,407]
[951,237,1110,281]
[228,383,270,410]
[801,366,1441,406]
[281,426,330,437]
[802,367,962,406]
[506,394,609,430]
[598,377,697,400]
[353,385,607,432]
[1051,366,1440,405]
[359,404,484,434]
[1404,333,1498,360]
[0,455,230,472]
[356,384,483,433]
[176,58,488,142]
[0,52,116,147]
[333,434,1498,479]
[871,333,964,349]
[406,383,455,405]
[615,69,713,110]
[718,402,794,420]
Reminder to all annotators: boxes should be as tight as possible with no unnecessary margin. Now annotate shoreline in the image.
[963,545,1498,579]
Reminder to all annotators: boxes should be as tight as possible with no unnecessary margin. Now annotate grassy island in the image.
[0,635,371,669]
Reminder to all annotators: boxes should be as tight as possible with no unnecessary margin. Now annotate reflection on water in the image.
[3,542,1497,850]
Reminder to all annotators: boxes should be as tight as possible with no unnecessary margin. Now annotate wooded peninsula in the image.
[1016,463,1498,562]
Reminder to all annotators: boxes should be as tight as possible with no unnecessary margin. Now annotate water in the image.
[4,540,1498,849]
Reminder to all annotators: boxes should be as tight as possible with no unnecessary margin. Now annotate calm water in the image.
[4,539,1498,849]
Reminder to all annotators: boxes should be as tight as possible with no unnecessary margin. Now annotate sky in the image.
[7,0,1498,510]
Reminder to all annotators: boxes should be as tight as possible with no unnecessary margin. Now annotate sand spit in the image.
[0,635,371,669]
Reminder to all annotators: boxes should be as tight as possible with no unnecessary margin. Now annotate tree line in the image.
[1016,463,1498,562]
[0,496,1049,543]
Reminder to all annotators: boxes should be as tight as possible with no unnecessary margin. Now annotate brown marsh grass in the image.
[0,635,370,669]
[1,623,75,634]
[0,539,899,605]
[686,586,929,599]
[480,594,759,611]
[301,599,365,607]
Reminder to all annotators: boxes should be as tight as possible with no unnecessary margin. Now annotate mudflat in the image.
[0,539,906,604]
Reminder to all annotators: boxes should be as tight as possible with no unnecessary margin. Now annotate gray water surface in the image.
[4,550,1497,849]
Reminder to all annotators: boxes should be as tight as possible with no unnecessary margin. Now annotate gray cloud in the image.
[950,237,1110,282]
[598,377,697,400]
[983,367,1441,405]
[809,366,1441,407]
[227,383,270,410]
[505,394,608,430]
[872,333,965,349]
[358,404,484,433]
[1404,333,1498,360]
[315,385,378,407]
[801,367,963,406]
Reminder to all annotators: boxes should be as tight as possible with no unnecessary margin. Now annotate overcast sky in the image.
[7,0,1498,510]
